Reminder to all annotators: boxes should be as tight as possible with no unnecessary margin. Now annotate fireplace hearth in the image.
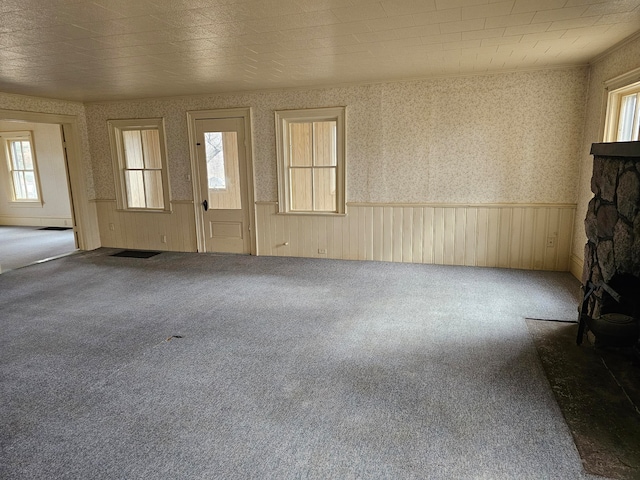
[580,142,640,347]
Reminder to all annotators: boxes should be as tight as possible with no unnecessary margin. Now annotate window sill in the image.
[276,211,346,217]
[8,201,43,208]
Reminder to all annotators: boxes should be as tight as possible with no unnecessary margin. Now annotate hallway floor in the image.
[0,226,76,273]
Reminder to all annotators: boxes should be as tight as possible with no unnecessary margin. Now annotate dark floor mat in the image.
[110,250,161,259]
[527,320,640,480]
[39,227,73,231]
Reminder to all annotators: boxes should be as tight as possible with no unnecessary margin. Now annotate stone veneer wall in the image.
[583,150,640,317]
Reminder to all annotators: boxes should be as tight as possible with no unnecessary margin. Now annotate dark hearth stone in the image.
[596,203,618,237]
[582,243,594,284]
[614,220,633,272]
[633,217,640,277]
[585,208,598,243]
[597,240,615,283]
[617,170,640,221]
[591,156,604,195]
[589,260,603,290]
[601,161,619,202]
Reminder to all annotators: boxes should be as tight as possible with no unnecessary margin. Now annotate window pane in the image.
[141,129,162,169]
[207,131,242,210]
[13,171,26,199]
[204,132,226,189]
[290,168,312,211]
[125,170,146,208]
[313,121,337,166]
[144,170,164,209]
[21,141,34,170]
[24,171,38,200]
[313,168,337,211]
[289,122,313,166]
[122,130,144,169]
[618,94,638,141]
[10,141,24,170]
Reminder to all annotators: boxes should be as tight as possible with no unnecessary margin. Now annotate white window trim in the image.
[2,131,43,206]
[603,67,640,142]
[108,118,171,212]
[275,106,346,215]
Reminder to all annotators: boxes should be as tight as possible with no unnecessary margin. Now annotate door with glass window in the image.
[195,117,250,254]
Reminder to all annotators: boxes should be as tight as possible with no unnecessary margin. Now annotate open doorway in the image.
[0,120,77,273]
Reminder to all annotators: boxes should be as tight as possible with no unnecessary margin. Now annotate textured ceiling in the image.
[0,0,639,102]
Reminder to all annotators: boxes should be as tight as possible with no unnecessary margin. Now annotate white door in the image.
[195,117,251,254]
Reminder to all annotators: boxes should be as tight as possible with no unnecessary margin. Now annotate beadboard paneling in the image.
[0,216,73,227]
[256,202,576,271]
[95,200,196,252]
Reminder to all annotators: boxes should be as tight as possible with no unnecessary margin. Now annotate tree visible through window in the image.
[3,132,41,202]
[204,132,226,190]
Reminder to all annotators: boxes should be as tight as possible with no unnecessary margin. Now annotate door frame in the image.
[0,109,100,251]
[186,108,256,254]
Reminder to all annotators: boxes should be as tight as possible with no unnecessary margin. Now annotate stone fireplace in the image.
[582,142,640,343]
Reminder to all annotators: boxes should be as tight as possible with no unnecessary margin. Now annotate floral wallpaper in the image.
[572,34,640,265]
[0,92,95,197]
[84,67,588,206]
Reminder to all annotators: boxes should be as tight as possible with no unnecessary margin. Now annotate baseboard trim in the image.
[0,216,73,227]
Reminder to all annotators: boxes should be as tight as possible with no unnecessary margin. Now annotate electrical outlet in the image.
[161,235,167,244]
[546,236,556,248]
[318,248,327,254]
[109,223,115,231]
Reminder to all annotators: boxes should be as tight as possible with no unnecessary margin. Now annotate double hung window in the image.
[108,118,170,211]
[3,132,41,203]
[275,107,346,214]
[604,81,640,142]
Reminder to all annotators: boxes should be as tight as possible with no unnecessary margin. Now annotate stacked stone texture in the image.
[583,155,640,318]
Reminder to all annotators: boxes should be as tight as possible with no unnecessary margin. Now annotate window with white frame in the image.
[108,118,170,211]
[3,131,42,203]
[604,81,640,142]
[275,107,346,214]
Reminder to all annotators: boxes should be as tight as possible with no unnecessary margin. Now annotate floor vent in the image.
[110,250,162,259]
[39,227,72,231]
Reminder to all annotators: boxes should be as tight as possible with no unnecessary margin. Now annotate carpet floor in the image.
[0,250,607,479]
[0,225,76,273]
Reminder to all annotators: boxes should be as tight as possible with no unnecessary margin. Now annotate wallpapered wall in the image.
[0,92,94,197]
[84,67,588,206]
[572,34,640,268]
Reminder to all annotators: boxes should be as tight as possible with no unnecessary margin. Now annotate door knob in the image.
[202,199,208,211]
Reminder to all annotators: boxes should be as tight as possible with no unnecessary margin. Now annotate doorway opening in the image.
[0,119,76,272]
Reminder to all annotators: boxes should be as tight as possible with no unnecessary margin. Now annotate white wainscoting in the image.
[256,202,576,271]
[95,200,197,252]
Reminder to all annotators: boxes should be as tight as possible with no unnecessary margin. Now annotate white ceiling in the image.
[1,0,639,102]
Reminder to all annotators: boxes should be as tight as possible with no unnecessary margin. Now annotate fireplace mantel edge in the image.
[590,141,640,158]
